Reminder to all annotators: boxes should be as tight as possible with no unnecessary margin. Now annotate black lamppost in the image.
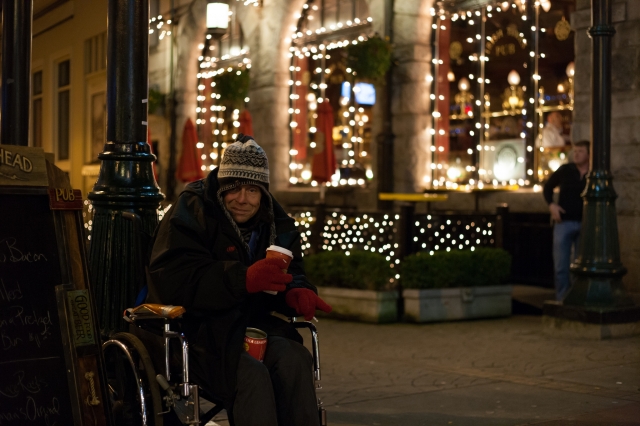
[543,0,640,334]
[88,0,164,335]
[1,0,32,146]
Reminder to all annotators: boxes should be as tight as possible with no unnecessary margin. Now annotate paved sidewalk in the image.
[317,316,640,425]
[208,315,640,425]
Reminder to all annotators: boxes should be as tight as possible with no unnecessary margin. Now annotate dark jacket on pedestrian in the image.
[543,163,587,222]
[147,167,316,406]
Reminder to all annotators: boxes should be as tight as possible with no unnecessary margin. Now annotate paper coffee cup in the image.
[264,246,293,295]
[244,327,268,362]
[266,245,293,270]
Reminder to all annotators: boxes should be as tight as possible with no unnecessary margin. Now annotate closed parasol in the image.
[238,109,254,137]
[176,118,204,182]
[311,100,336,183]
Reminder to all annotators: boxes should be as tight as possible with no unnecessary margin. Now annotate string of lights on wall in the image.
[290,209,499,283]
[195,52,251,172]
[291,211,401,283]
[148,14,173,40]
[410,214,495,254]
[195,0,253,172]
[288,0,374,187]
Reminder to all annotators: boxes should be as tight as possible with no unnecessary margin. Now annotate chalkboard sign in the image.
[0,146,111,426]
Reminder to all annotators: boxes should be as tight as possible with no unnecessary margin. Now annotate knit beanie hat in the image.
[217,134,270,193]
[216,134,276,249]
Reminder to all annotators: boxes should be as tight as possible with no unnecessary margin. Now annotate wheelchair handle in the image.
[292,321,321,382]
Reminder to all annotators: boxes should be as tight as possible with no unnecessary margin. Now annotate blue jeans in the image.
[553,220,582,300]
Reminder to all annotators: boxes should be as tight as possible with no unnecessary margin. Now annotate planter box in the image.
[403,285,512,323]
[317,287,398,323]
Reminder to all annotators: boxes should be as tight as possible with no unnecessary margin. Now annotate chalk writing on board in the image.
[0,238,48,263]
[0,280,23,302]
[0,396,61,425]
[0,371,48,399]
[0,303,54,351]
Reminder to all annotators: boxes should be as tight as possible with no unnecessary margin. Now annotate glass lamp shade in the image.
[540,0,551,12]
[447,71,455,82]
[207,1,229,36]
[507,70,521,86]
[458,77,470,91]
[566,61,575,77]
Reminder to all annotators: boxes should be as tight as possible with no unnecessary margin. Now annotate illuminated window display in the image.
[195,1,251,172]
[287,0,376,187]
[430,0,575,189]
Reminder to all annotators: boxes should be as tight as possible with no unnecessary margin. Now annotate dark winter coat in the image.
[147,168,316,405]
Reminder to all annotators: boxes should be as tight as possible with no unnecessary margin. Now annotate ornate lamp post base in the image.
[88,0,164,336]
[543,303,640,339]
[542,0,640,338]
[89,141,163,335]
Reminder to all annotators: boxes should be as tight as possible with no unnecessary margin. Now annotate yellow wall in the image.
[31,0,108,196]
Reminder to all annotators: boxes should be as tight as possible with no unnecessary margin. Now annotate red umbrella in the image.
[311,101,336,183]
[238,109,254,137]
[176,118,204,182]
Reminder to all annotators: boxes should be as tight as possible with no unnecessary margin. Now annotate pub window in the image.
[84,32,107,75]
[195,1,250,173]
[430,0,574,189]
[32,70,43,148]
[90,91,106,162]
[56,59,71,161]
[288,0,374,187]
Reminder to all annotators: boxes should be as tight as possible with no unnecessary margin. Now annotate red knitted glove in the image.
[246,258,292,293]
[285,288,332,320]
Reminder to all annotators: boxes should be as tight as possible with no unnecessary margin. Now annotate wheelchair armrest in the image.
[124,304,186,323]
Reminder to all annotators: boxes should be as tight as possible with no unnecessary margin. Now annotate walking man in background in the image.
[543,140,590,300]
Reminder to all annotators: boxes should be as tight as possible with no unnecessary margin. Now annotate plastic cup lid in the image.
[266,245,293,258]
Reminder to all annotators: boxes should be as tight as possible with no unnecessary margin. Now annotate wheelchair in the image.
[102,303,327,426]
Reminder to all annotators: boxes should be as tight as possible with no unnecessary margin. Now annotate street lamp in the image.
[206,0,230,39]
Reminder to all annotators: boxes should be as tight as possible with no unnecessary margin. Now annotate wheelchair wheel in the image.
[103,332,164,426]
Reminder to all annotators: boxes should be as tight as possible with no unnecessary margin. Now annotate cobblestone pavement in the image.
[208,315,640,425]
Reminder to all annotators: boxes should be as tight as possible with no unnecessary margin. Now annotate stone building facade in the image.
[26,0,639,292]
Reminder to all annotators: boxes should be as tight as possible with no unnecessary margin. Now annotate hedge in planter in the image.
[304,251,398,323]
[401,247,511,289]
[401,248,512,322]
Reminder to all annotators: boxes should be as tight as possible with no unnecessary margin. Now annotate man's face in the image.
[573,146,589,166]
[223,184,262,223]
[549,112,562,128]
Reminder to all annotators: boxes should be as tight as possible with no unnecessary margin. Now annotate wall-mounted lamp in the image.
[565,61,574,78]
[540,0,552,12]
[206,0,230,39]
[564,61,575,107]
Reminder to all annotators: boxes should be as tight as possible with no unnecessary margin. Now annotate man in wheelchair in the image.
[147,134,332,426]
